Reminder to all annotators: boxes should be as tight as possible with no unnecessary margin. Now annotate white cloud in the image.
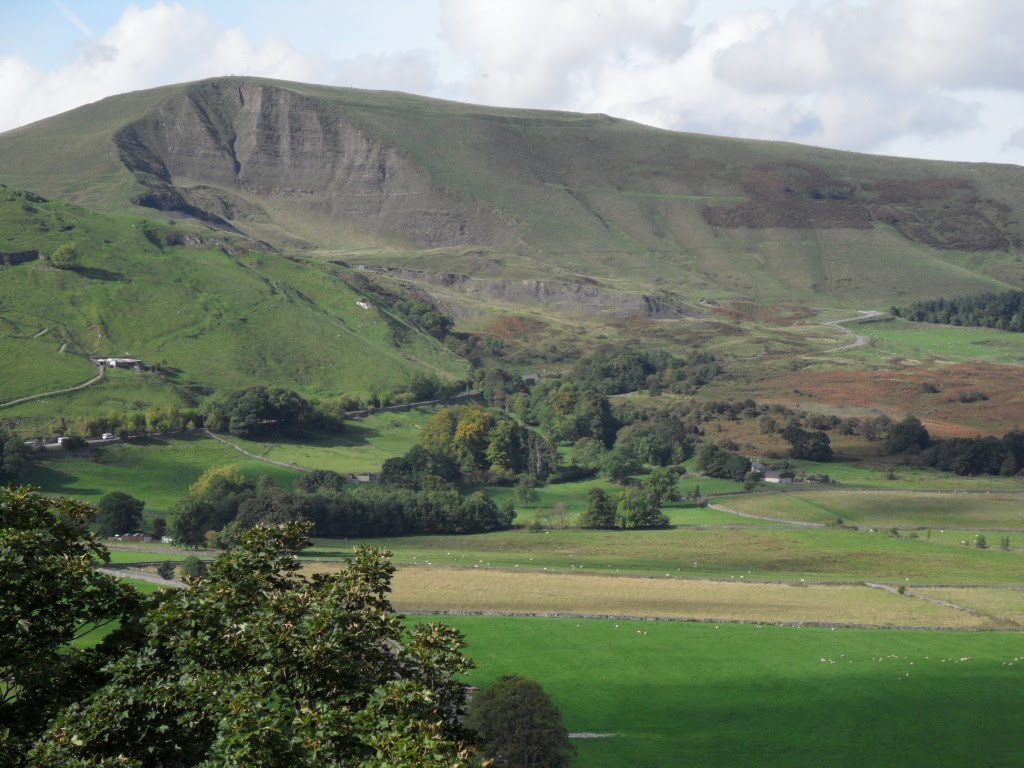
[1008,127,1024,150]
[0,2,438,134]
[1,0,1023,165]
[440,0,696,107]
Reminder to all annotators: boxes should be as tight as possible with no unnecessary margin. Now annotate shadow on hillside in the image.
[239,423,381,449]
[75,266,125,282]
[24,463,100,496]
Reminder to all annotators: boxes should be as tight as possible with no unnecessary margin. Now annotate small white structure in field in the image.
[356,300,372,310]
[764,470,796,484]
[93,357,143,369]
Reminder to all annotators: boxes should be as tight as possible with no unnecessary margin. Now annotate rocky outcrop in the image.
[360,265,699,318]
[116,82,511,249]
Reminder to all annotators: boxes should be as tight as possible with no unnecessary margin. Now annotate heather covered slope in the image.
[2,77,1023,308]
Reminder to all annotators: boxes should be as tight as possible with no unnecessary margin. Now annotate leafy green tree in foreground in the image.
[1,488,143,761]
[467,675,576,768]
[30,522,477,767]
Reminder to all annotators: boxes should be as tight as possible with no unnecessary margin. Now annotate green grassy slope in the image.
[2,77,1022,309]
[0,187,468,417]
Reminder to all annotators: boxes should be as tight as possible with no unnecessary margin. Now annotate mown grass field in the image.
[379,567,996,628]
[24,433,301,513]
[308,525,1021,584]
[418,614,1024,768]
[717,489,1024,529]
[915,587,1024,625]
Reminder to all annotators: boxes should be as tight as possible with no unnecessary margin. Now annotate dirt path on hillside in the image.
[0,363,105,409]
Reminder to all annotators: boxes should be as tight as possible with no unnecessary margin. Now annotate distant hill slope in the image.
[1,76,1023,309]
[0,186,467,403]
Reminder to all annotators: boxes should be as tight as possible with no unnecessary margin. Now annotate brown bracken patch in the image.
[485,315,546,339]
[749,363,1024,438]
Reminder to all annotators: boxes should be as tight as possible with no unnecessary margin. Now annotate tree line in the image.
[169,463,516,547]
[891,290,1024,332]
[883,415,1024,476]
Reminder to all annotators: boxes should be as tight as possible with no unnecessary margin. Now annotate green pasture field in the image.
[1,368,190,435]
[485,479,773,527]
[418,614,1024,768]
[104,550,198,564]
[223,408,438,474]
[24,433,301,513]
[901,529,1023,552]
[783,459,1024,491]
[850,317,1024,365]
[717,489,1024,529]
[309,525,1022,584]
[0,336,98,403]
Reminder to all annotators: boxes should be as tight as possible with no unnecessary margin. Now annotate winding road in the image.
[820,310,885,353]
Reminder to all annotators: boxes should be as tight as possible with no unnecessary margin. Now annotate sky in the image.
[2,0,1024,166]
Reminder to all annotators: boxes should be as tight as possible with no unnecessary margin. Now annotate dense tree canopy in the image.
[201,386,345,439]
[695,444,751,481]
[781,426,834,462]
[892,290,1024,332]
[467,675,575,768]
[15,516,478,767]
[417,406,556,480]
[1,488,143,761]
[95,491,146,536]
[0,430,31,483]
[170,468,516,543]
[569,348,720,396]
[884,415,931,455]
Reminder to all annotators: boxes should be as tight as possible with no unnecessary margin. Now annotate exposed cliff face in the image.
[358,265,700,319]
[116,82,511,248]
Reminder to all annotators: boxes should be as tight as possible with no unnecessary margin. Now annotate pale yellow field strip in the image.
[915,587,1024,626]
[347,566,994,628]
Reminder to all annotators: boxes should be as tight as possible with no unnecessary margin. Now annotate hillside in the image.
[4,77,1024,432]
[1,77,1023,316]
[0,186,468,412]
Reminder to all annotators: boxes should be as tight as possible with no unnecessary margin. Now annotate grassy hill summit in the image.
[1,76,1023,312]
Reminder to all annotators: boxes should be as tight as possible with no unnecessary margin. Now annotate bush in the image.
[156,561,176,580]
[180,555,208,578]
